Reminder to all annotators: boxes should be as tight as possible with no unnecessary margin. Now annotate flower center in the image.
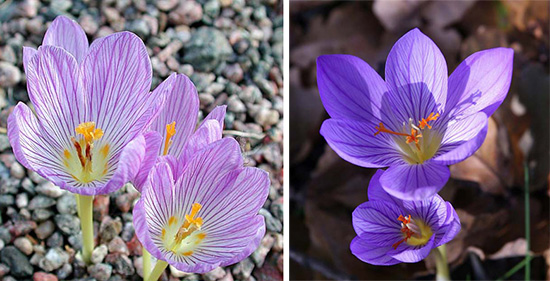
[374,112,441,164]
[62,122,110,184]
[163,121,176,155]
[162,203,206,257]
[392,214,433,249]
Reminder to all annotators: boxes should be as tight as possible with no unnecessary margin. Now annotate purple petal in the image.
[446,48,513,118]
[434,202,461,246]
[401,195,448,230]
[379,162,450,200]
[316,54,387,122]
[25,45,85,151]
[133,199,167,264]
[22,47,37,72]
[43,16,88,63]
[219,216,265,267]
[200,105,226,130]
[350,237,400,266]
[150,74,199,158]
[180,120,222,165]
[433,112,488,165]
[352,201,403,247]
[81,31,152,156]
[132,131,163,192]
[387,235,435,263]
[367,169,401,206]
[384,28,447,126]
[320,118,406,168]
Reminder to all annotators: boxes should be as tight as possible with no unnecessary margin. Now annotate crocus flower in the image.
[351,170,460,265]
[132,73,226,191]
[133,138,269,273]
[317,28,513,200]
[8,16,164,195]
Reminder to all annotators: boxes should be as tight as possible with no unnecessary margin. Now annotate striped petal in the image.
[352,201,403,247]
[367,170,402,207]
[132,131,163,192]
[350,237,400,266]
[200,105,226,130]
[150,74,199,158]
[180,120,222,165]
[81,31,153,157]
[43,16,88,63]
[22,47,37,73]
[379,162,450,201]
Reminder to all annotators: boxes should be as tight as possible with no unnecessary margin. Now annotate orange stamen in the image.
[163,121,176,155]
[418,112,440,129]
[392,215,415,249]
[405,129,422,145]
[374,123,409,137]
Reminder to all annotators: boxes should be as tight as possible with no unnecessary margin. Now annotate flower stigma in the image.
[374,112,441,164]
[163,121,176,155]
[162,203,206,257]
[392,214,433,249]
[63,122,110,184]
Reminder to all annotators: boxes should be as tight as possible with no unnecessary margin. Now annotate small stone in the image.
[121,222,135,242]
[56,263,72,280]
[251,233,275,267]
[204,0,220,18]
[93,195,109,221]
[232,258,254,280]
[9,220,37,237]
[105,253,134,276]
[0,62,21,87]
[0,263,9,277]
[199,93,215,107]
[270,196,283,221]
[0,239,4,251]
[28,196,56,210]
[54,214,80,235]
[227,95,246,113]
[10,162,25,179]
[91,244,108,264]
[38,248,69,272]
[16,193,28,208]
[169,0,203,25]
[108,237,129,255]
[170,265,192,278]
[157,40,184,62]
[219,269,233,281]
[79,14,98,35]
[28,170,46,184]
[46,232,63,248]
[157,0,179,11]
[184,27,233,72]
[0,227,11,243]
[125,235,142,256]
[32,209,54,222]
[127,19,150,39]
[14,237,33,255]
[99,217,122,243]
[88,263,112,281]
[56,194,77,215]
[223,63,244,83]
[35,220,55,240]
[0,246,33,278]
[35,182,63,198]
[67,234,82,251]
[0,195,14,208]
[272,233,283,252]
[115,193,137,213]
[134,256,143,277]
[33,272,58,281]
[203,267,225,281]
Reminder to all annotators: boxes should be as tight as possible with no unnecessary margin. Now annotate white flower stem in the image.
[142,248,152,280]
[434,244,450,281]
[77,194,95,264]
[146,259,168,281]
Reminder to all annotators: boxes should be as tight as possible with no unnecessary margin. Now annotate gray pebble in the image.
[35,182,64,198]
[14,237,33,255]
[0,246,33,278]
[56,263,72,279]
[56,193,77,215]
[39,247,69,272]
[35,220,55,240]
[28,196,56,210]
[232,258,254,279]
[15,193,28,208]
[54,214,80,235]
[32,208,53,222]
[0,195,14,208]
[9,162,25,179]
[169,0,203,25]
[203,266,226,281]
[184,27,233,72]
[91,244,108,264]
[88,263,112,281]
[46,232,63,248]
[259,208,281,232]
[0,62,21,87]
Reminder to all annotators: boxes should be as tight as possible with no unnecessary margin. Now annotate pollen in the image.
[99,144,110,158]
[418,112,440,130]
[75,122,104,143]
[183,251,193,256]
[392,214,433,249]
[163,121,176,155]
[168,216,177,226]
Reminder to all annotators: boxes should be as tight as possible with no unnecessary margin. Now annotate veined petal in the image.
[401,195,448,230]
[81,31,152,156]
[219,217,265,267]
[320,118,405,168]
[180,120,222,165]
[132,131,163,192]
[387,235,435,263]
[26,45,85,151]
[22,47,37,73]
[446,48,513,118]
[150,74,199,158]
[433,112,488,165]
[317,54,387,122]
[434,202,461,246]
[379,162,450,201]
[43,16,88,64]
[352,201,403,247]
[350,237,400,266]
[367,170,402,207]
[384,28,448,126]
[200,105,226,130]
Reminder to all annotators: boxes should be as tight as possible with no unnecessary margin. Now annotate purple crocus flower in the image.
[8,16,163,195]
[133,137,269,273]
[351,170,460,265]
[317,28,513,200]
[132,73,226,191]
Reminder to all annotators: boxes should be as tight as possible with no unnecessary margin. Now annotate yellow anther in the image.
[163,121,176,155]
[183,203,203,228]
[75,122,103,143]
[172,203,204,248]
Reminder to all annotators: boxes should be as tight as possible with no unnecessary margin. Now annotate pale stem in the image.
[433,244,450,281]
[146,259,168,281]
[143,248,152,280]
[77,194,95,264]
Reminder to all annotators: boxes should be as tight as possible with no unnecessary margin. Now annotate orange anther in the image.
[405,129,422,145]
[392,214,415,249]
[374,123,410,137]
[419,112,440,129]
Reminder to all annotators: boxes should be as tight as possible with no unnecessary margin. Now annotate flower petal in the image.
[350,237,400,266]
[433,112,488,165]
[352,201,403,247]
[367,169,401,206]
[316,54,387,122]
[320,118,406,168]
[219,216,265,268]
[200,105,226,129]
[132,131,163,192]
[401,195,448,230]
[81,31,153,155]
[384,28,448,125]
[43,16,88,63]
[387,235,435,263]
[446,48,513,118]
[22,47,37,73]
[434,202,461,246]
[379,162,450,201]
[180,120,222,165]
[150,74,199,158]
[26,45,85,151]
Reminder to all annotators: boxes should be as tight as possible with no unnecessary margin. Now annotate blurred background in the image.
[0,0,282,280]
[290,0,548,280]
